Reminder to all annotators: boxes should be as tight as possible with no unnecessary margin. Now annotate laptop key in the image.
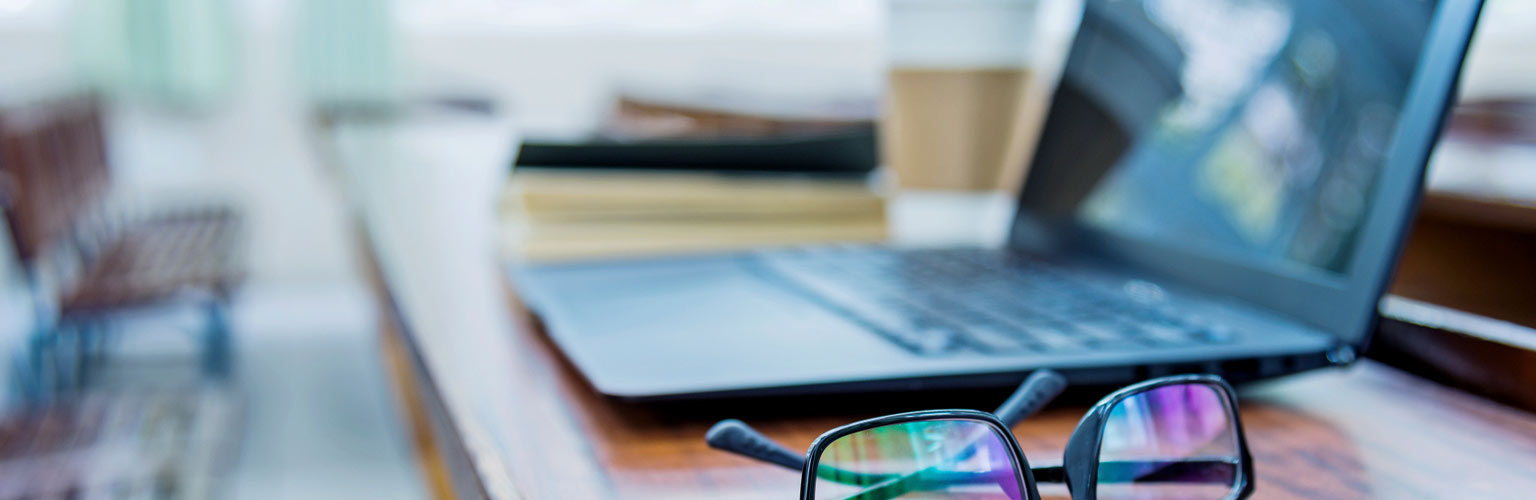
[1014,324,1080,351]
[907,325,960,354]
[1188,325,1235,344]
[1138,323,1197,344]
[960,326,1033,353]
[1072,323,1127,342]
[1081,339,1145,351]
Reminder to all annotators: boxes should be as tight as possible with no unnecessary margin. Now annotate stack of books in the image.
[499,168,888,261]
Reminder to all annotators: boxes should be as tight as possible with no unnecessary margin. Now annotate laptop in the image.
[511,0,1484,401]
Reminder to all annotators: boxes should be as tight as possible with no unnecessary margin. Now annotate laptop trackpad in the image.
[513,255,913,397]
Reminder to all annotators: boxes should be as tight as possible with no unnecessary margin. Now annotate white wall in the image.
[2,0,1531,286]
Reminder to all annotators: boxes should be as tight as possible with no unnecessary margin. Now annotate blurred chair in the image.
[0,93,244,397]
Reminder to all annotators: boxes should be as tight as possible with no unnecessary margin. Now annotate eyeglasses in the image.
[706,371,1255,500]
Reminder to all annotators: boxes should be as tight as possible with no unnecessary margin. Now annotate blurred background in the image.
[0,0,1531,498]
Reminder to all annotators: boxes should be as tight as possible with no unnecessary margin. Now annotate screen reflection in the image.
[1022,0,1437,275]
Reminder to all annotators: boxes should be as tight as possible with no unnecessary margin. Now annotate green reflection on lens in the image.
[813,418,1024,500]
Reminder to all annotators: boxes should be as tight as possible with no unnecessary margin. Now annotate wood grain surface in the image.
[379,288,1536,500]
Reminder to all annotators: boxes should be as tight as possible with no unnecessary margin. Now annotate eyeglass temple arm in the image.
[994,369,1068,427]
[706,419,806,471]
[706,420,922,487]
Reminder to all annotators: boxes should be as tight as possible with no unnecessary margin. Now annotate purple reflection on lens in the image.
[1103,383,1232,458]
[1097,383,1240,500]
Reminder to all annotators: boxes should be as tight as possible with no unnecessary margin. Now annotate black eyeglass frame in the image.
[710,372,1255,500]
[800,409,1042,500]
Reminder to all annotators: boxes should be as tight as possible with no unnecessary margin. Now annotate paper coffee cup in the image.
[882,0,1044,191]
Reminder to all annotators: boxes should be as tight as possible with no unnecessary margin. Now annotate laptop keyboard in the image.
[752,246,1234,356]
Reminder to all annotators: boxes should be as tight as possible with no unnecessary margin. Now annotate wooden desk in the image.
[378,286,1536,500]
[341,106,1536,500]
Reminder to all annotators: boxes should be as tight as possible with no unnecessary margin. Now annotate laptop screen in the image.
[1017,0,1438,279]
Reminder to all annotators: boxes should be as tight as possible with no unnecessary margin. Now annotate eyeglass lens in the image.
[1096,383,1241,500]
[813,419,1026,500]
